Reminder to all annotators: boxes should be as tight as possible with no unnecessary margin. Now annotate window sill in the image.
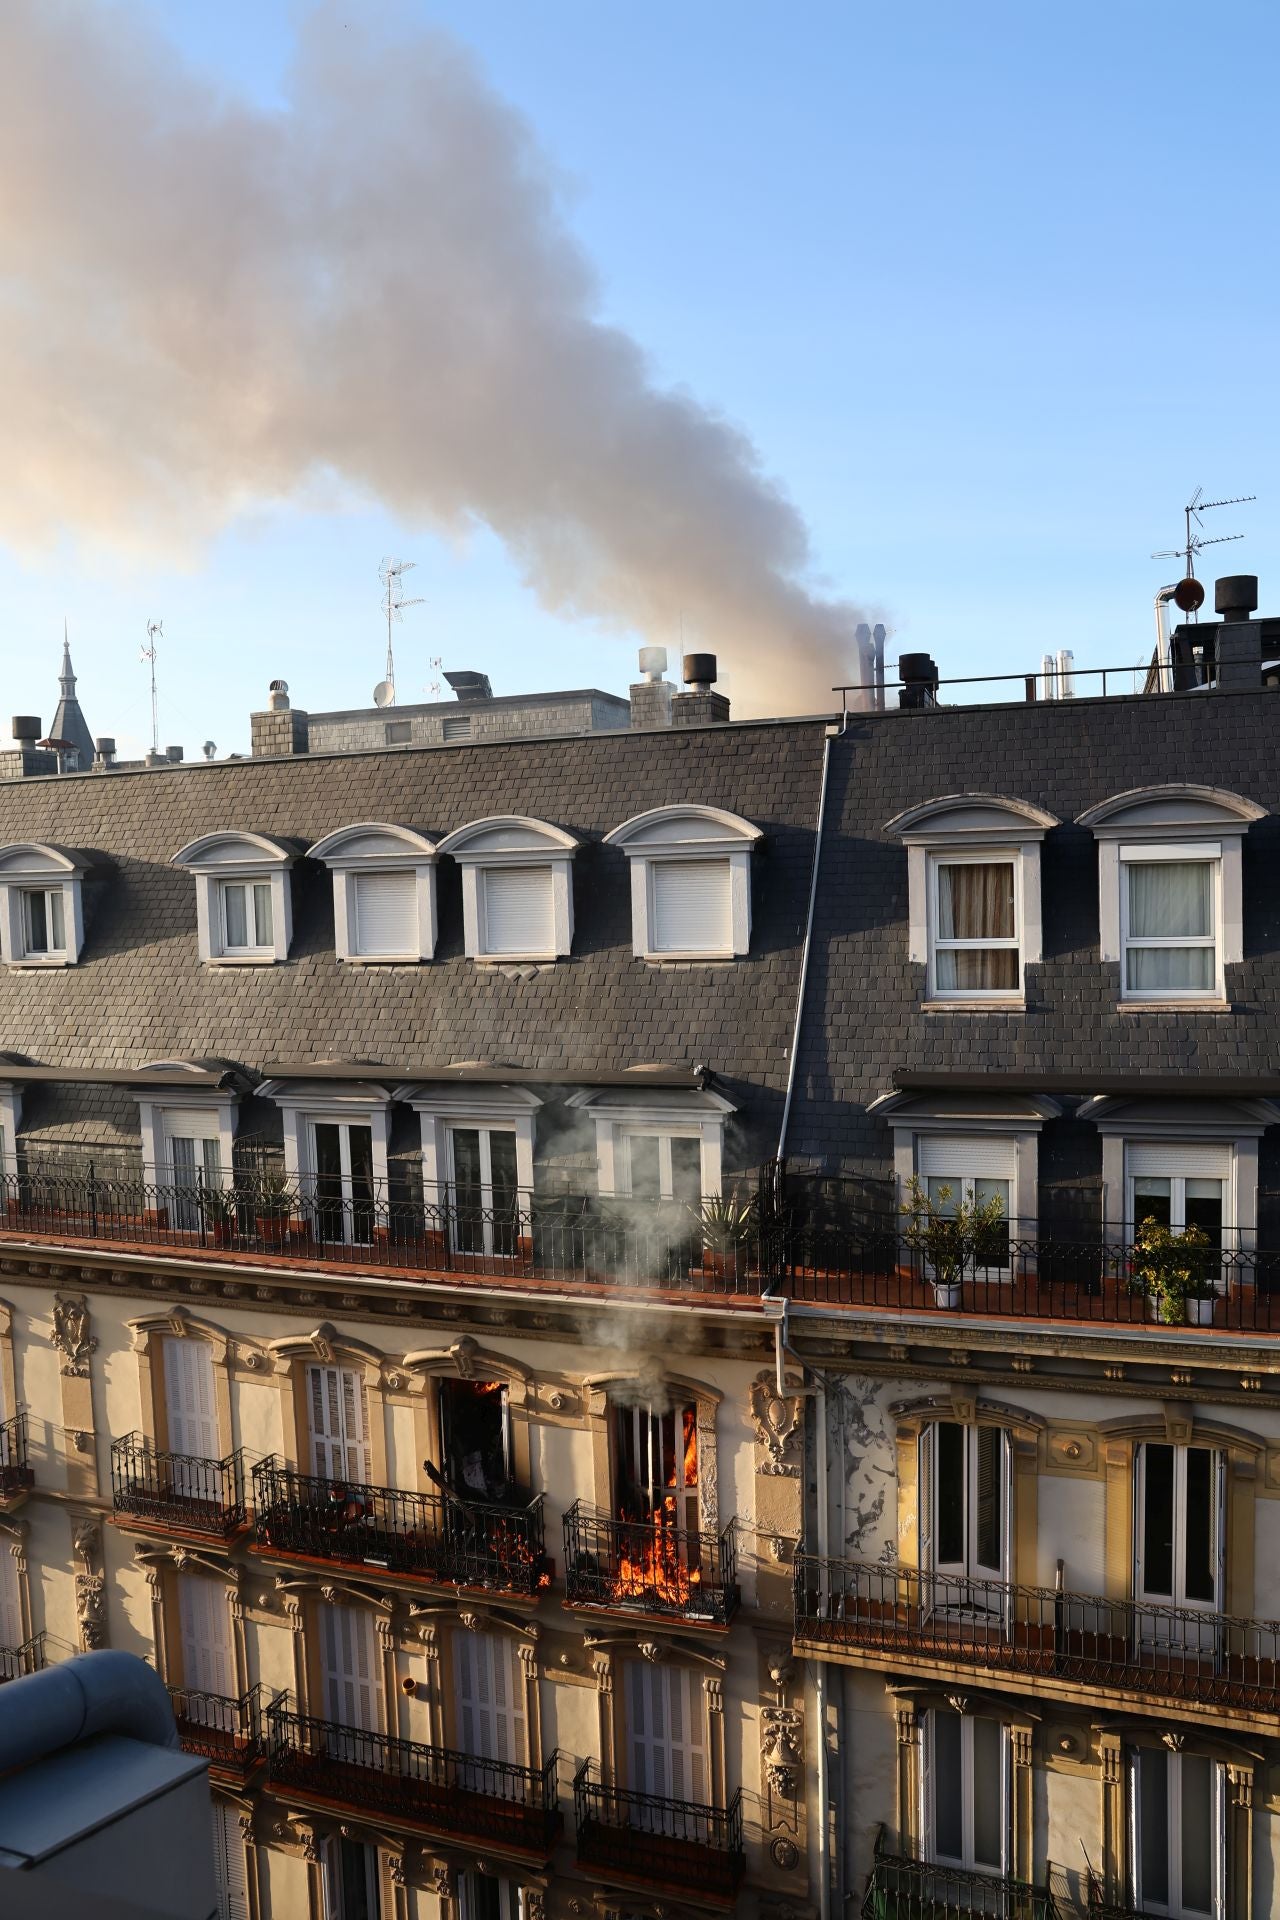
[642,951,738,965]
[923,997,1025,1012]
[205,953,281,967]
[1117,999,1233,1013]
[341,954,425,966]
[472,953,560,965]
[6,956,72,968]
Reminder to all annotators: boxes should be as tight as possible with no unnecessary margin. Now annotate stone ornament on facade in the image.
[750,1374,803,1476]
[762,1705,804,1800]
[76,1572,106,1649]
[52,1295,97,1376]
[523,1892,546,1920]
[431,1864,454,1900]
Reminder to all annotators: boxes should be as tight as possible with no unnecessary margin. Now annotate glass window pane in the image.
[931,1713,964,1862]
[1184,1182,1224,1248]
[171,1137,197,1185]
[936,947,1019,991]
[1127,945,1215,993]
[48,889,65,950]
[1128,862,1212,939]
[348,1125,374,1205]
[935,1423,965,1567]
[970,1718,1004,1870]
[488,1130,518,1210]
[975,1427,1003,1572]
[252,883,273,947]
[451,1129,482,1203]
[1183,1449,1216,1605]
[1179,1754,1215,1917]
[222,884,247,948]
[628,1136,661,1201]
[1138,1749,1170,1908]
[1142,1445,1176,1598]
[1133,1178,1172,1231]
[670,1137,702,1206]
[23,891,47,952]
[938,864,1015,940]
[926,1177,959,1217]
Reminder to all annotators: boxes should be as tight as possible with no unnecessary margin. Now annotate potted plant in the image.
[198,1182,237,1247]
[251,1168,297,1247]
[689,1189,758,1280]
[900,1175,1007,1309]
[1129,1216,1217,1326]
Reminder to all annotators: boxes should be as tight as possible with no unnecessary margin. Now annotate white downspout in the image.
[1154,583,1179,685]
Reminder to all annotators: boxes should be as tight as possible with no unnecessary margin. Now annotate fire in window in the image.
[439,1377,512,1504]
[608,1391,701,1608]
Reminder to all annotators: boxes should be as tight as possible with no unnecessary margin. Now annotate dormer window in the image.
[885,795,1059,1007]
[0,843,89,967]
[171,832,299,965]
[437,817,578,963]
[603,805,762,961]
[1077,785,1265,1007]
[309,824,439,963]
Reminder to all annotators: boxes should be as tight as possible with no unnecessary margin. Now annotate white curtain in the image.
[1127,862,1213,991]
[936,863,1017,990]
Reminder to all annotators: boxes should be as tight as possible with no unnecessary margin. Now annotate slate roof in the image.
[0,720,829,1173]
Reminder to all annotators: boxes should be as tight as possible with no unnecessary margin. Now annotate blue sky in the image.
[4,0,1277,757]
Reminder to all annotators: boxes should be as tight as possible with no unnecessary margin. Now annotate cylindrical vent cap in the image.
[638,645,667,681]
[166,745,183,763]
[899,652,938,685]
[682,652,717,688]
[11,716,40,742]
[1215,574,1258,621]
[95,737,116,756]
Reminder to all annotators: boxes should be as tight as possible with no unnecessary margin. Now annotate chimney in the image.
[250,679,310,756]
[629,646,673,729]
[94,737,116,768]
[166,745,184,763]
[0,716,55,783]
[1213,574,1262,689]
[671,653,730,726]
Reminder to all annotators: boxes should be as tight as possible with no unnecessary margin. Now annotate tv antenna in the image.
[140,619,163,755]
[426,655,443,700]
[376,558,425,706]
[1152,488,1255,614]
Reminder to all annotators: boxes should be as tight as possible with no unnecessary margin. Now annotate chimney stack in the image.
[251,679,310,757]
[672,653,730,727]
[94,737,116,768]
[629,646,673,729]
[1213,574,1262,688]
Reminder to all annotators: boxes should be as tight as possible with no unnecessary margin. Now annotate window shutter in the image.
[210,1799,250,1920]
[1125,1143,1233,1181]
[0,1544,21,1648]
[651,859,731,953]
[178,1572,235,1698]
[307,1365,371,1481]
[454,1630,525,1764]
[917,1136,1017,1180]
[164,1337,219,1462]
[482,867,554,954]
[321,1603,380,1732]
[354,870,417,955]
[625,1661,708,1807]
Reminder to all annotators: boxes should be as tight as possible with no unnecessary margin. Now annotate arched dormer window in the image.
[170,831,300,965]
[437,817,578,962]
[308,823,439,963]
[603,805,762,960]
[0,842,92,967]
[885,795,1059,1007]
[1076,785,1265,1006]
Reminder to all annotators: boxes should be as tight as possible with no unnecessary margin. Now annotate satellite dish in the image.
[373,681,393,708]
[1174,577,1205,613]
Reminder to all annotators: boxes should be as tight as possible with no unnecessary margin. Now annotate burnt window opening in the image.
[439,1377,512,1504]
[610,1393,698,1532]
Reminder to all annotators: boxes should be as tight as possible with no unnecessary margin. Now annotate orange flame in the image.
[682,1406,698,1487]
[609,1493,701,1608]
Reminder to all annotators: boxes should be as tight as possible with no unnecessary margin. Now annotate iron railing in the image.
[573,1759,744,1900]
[0,1412,33,1500]
[563,1501,739,1625]
[252,1458,549,1594]
[861,1841,1059,1919]
[167,1682,268,1772]
[266,1699,560,1855]
[1084,1872,1159,1920]
[111,1433,248,1538]
[0,1631,45,1682]
[795,1553,1280,1715]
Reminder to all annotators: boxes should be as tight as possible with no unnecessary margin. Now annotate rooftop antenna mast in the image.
[141,619,163,755]
[1152,488,1255,616]
[375,558,425,707]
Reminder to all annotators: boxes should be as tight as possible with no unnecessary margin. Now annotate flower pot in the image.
[256,1214,288,1246]
[1187,1296,1216,1326]
[931,1280,963,1310]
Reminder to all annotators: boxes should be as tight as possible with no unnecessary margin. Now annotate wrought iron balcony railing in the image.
[111,1433,248,1539]
[861,1842,1059,1919]
[563,1501,739,1626]
[573,1759,744,1902]
[266,1699,560,1856]
[795,1553,1280,1718]
[0,1412,33,1501]
[252,1458,549,1595]
[0,1631,45,1683]
[1084,1871,1160,1920]
[167,1682,268,1776]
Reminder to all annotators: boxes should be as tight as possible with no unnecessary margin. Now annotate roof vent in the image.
[444,670,493,703]
[11,716,40,743]
[682,653,717,693]
[166,745,183,763]
[638,646,668,683]
[268,679,290,713]
[1215,574,1258,623]
[95,737,116,767]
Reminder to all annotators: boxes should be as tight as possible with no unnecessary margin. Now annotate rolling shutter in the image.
[454,1628,526,1764]
[210,1799,249,1920]
[179,1572,235,1698]
[482,867,554,954]
[307,1365,371,1481]
[917,1136,1017,1180]
[321,1603,381,1732]
[625,1660,708,1806]
[164,1336,219,1462]
[651,859,731,954]
[1125,1143,1232,1181]
[353,870,416,955]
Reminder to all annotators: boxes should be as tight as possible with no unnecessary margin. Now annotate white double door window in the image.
[308,1364,372,1483]
[164,1334,220,1496]
[323,1835,380,1920]
[307,1119,376,1245]
[625,1660,710,1813]
[454,1628,526,1765]
[1127,1145,1229,1256]
[1132,1746,1224,1920]
[916,1136,1013,1272]
[322,1602,382,1735]
[178,1571,235,1706]
[621,1131,702,1206]
[458,1874,523,1920]
[924,1710,1009,1875]
[921,1421,1010,1606]
[1136,1444,1222,1655]
[447,1124,520,1256]
[163,1117,223,1230]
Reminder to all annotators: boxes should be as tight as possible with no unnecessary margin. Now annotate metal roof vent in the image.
[443,670,493,703]
[268,679,290,713]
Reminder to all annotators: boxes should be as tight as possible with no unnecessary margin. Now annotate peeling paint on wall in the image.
[829,1374,896,1562]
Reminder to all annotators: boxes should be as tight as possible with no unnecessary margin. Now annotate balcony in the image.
[265,1701,560,1860]
[0,1413,34,1509]
[861,1839,1058,1919]
[111,1433,248,1542]
[252,1458,549,1597]
[563,1502,739,1628]
[795,1554,1280,1733]
[0,1632,45,1682]
[573,1760,744,1907]
[167,1682,268,1787]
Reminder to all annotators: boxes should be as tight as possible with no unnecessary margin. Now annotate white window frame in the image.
[885,795,1057,1010]
[397,1083,540,1213]
[920,1420,1011,1588]
[1084,1097,1280,1253]
[921,1709,1011,1875]
[171,831,297,965]
[323,1834,381,1920]
[136,1079,239,1189]
[1129,1746,1225,1920]
[1134,1442,1224,1615]
[926,849,1024,1003]
[876,1096,1057,1240]
[445,1121,522,1255]
[565,1087,735,1201]
[1118,844,1224,1004]
[309,822,439,963]
[0,1085,22,1183]
[260,1081,392,1235]
[458,1873,523,1920]
[602,805,762,961]
[437,816,578,962]
[1078,784,1264,1009]
[0,843,88,968]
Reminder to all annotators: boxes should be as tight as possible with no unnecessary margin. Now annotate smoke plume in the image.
[0,3,869,715]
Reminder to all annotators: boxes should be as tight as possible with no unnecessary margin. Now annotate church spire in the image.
[50,622,95,770]
[60,618,76,697]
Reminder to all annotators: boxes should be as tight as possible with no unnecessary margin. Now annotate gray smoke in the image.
[0,3,870,716]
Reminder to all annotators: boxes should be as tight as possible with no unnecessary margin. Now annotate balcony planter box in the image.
[256,1214,290,1246]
